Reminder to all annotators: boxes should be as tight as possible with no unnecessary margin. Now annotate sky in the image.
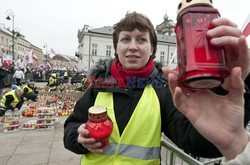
[1,0,249,56]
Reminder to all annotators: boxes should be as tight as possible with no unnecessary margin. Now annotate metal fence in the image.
[161,136,222,165]
[161,122,250,165]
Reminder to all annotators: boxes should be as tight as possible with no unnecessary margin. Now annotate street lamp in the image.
[5,9,15,60]
[43,43,48,66]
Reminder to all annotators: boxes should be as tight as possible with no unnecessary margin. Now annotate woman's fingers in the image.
[211,17,238,28]
[77,123,104,153]
[228,67,244,102]
[237,36,250,79]
[77,124,95,146]
[77,124,89,137]
[162,67,178,96]
[207,26,241,38]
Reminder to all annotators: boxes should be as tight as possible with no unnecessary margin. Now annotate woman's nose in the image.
[128,39,138,51]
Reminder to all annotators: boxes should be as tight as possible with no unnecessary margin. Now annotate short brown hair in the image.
[113,12,157,59]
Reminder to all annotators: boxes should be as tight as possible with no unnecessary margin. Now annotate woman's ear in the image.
[114,52,118,58]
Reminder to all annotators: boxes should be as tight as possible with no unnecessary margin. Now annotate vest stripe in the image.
[102,142,116,155]
[102,142,160,160]
[117,144,160,160]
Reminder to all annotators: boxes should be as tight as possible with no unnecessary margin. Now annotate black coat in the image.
[64,59,250,158]
[0,68,8,88]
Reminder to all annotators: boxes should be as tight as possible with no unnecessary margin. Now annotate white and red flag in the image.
[242,14,250,37]
[32,54,38,61]
[46,61,51,69]
[49,48,56,59]
[25,49,33,63]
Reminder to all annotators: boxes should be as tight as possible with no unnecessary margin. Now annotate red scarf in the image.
[110,59,154,88]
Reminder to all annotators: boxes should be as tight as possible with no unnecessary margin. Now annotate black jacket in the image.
[1,93,24,110]
[0,68,7,88]
[64,59,250,158]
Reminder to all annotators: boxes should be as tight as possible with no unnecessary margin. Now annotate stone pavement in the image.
[0,116,82,165]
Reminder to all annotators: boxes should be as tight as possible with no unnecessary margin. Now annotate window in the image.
[91,44,97,55]
[2,37,5,46]
[170,52,177,63]
[160,51,165,62]
[106,45,112,57]
[6,38,9,47]
[0,36,3,45]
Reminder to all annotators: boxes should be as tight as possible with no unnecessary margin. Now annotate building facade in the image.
[50,54,78,70]
[0,25,18,60]
[0,24,44,66]
[17,35,30,60]
[156,12,176,36]
[76,22,177,71]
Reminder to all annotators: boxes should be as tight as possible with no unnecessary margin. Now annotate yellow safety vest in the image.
[23,85,33,94]
[51,73,57,78]
[81,85,161,165]
[64,71,68,77]
[0,90,20,109]
[49,78,56,85]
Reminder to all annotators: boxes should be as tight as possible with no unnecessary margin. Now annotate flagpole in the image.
[43,43,48,68]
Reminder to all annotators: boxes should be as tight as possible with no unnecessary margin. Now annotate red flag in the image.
[46,62,51,69]
[25,49,33,63]
[243,23,250,37]
[33,54,38,61]
[242,14,250,37]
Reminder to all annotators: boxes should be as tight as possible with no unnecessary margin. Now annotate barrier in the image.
[161,122,250,165]
[161,136,222,165]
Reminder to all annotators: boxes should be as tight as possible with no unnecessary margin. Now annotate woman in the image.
[64,12,250,164]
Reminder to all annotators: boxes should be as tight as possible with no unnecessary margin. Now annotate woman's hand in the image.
[77,124,104,153]
[207,18,250,89]
[163,67,248,160]
[162,17,250,160]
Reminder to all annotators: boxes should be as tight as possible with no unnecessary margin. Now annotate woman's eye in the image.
[120,38,129,42]
[138,38,147,42]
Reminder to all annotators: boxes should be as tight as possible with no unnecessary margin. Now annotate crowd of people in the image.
[0,63,88,116]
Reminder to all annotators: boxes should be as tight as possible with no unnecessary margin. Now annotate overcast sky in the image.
[1,0,249,56]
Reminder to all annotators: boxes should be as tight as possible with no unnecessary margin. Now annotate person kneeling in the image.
[0,88,25,116]
[22,82,38,101]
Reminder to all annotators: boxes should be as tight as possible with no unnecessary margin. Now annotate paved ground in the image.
[0,116,82,165]
[0,82,82,165]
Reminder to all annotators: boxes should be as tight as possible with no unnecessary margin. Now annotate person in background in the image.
[64,12,250,165]
[11,84,21,91]
[22,81,38,101]
[0,66,8,98]
[0,88,25,116]
[76,74,88,92]
[63,69,69,83]
[47,75,57,92]
[13,67,25,86]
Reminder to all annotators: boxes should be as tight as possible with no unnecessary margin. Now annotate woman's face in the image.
[116,28,153,70]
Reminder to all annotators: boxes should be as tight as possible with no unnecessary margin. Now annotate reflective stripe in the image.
[102,142,116,155]
[118,144,160,160]
[102,142,160,160]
